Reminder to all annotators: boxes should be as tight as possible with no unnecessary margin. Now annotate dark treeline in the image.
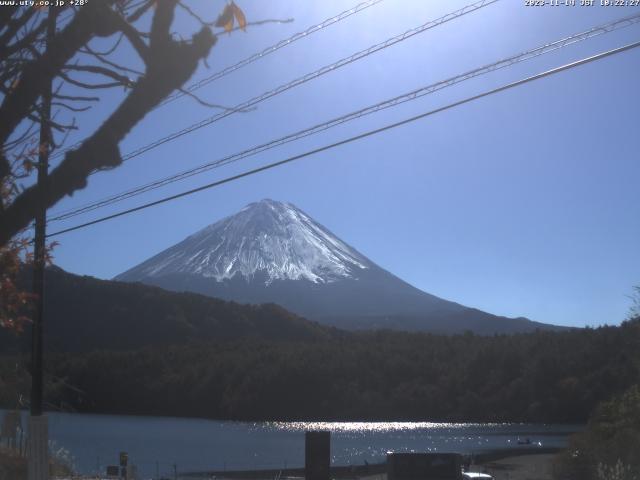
[2,318,638,423]
[1,267,332,354]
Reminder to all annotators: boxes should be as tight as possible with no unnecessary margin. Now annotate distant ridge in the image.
[1,266,331,353]
[117,199,563,334]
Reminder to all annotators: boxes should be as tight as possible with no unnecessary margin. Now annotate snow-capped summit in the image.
[116,199,558,334]
[117,199,371,285]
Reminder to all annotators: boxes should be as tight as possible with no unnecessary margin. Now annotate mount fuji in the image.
[116,199,558,334]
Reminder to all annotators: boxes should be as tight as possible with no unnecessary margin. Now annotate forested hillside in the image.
[2,267,637,423]
[0,267,333,353]
[2,318,638,423]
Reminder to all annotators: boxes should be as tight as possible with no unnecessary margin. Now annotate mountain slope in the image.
[1,266,332,353]
[118,198,372,284]
[116,199,560,334]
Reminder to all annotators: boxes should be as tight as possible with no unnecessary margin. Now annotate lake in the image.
[2,411,580,478]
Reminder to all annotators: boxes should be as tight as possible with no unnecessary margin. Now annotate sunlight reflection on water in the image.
[269,421,499,432]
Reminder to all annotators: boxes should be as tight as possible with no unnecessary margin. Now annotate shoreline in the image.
[473,451,559,480]
[473,446,562,463]
[1,407,587,427]
[182,447,563,479]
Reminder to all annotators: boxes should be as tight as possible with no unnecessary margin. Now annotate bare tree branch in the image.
[0,17,47,63]
[63,64,135,87]
[81,42,144,76]
[176,86,256,113]
[126,0,155,23]
[83,32,124,56]
[51,102,93,113]
[0,5,217,245]
[0,8,38,53]
[150,0,177,48]
[2,121,38,153]
[110,12,150,63]
[48,118,79,133]
[178,1,217,28]
[58,71,126,90]
[220,18,294,35]
[53,93,100,102]
[0,1,119,172]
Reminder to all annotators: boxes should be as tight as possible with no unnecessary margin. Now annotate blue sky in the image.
[44,0,640,328]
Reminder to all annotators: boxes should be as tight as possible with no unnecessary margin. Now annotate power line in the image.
[45,39,640,239]
[48,12,640,223]
[50,0,387,160]
[93,0,500,166]
[47,0,499,220]
[162,0,387,106]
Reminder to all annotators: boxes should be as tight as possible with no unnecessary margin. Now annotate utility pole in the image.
[28,6,56,480]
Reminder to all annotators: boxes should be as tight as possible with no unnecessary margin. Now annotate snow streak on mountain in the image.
[117,199,371,285]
